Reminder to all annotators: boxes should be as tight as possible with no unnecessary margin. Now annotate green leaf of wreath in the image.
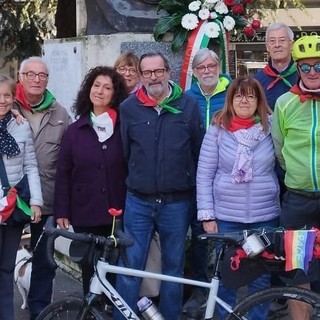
[171,28,189,52]
[157,0,188,16]
[231,14,250,28]
[153,13,182,41]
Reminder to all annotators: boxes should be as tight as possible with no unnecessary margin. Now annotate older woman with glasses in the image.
[0,74,43,320]
[197,76,280,320]
[114,51,140,94]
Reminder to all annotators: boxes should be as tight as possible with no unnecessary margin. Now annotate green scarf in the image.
[136,82,183,114]
[263,62,296,90]
[15,82,56,113]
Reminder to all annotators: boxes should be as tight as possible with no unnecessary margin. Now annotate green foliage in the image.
[153,0,305,52]
[0,0,57,66]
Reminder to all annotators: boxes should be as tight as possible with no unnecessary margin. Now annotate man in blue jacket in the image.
[184,48,231,318]
[114,52,205,320]
[254,22,297,110]
[186,48,231,130]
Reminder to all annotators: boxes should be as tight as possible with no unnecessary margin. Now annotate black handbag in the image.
[0,156,31,226]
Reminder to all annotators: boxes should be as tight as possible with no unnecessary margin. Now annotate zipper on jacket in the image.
[311,100,319,190]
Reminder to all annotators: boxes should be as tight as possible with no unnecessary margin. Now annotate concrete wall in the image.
[42,33,155,118]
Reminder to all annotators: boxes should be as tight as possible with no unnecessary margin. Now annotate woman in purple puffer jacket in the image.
[197,76,280,320]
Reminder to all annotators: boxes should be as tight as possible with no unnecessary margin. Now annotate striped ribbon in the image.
[180,20,229,91]
[284,229,316,272]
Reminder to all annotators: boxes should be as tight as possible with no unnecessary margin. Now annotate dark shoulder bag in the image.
[0,156,31,226]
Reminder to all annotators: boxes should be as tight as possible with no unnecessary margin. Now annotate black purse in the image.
[0,156,31,226]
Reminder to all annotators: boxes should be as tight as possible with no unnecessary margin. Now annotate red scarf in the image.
[290,84,320,103]
[135,85,182,114]
[15,83,32,111]
[106,108,117,126]
[263,63,296,90]
[227,116,256,132]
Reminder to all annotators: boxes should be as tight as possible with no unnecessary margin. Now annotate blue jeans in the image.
[216,219,279,320]
[28,216,56,318]
[114,193,192,320]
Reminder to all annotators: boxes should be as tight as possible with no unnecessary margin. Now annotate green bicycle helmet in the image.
[292,35,320,61]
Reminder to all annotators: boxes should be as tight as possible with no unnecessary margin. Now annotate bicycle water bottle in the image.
[137,297,164,320]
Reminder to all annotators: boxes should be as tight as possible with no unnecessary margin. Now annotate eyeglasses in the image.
[234,94,256,102]
[267,38,289,46]
[116,67,137,76]
[21,71,48,81]
[140,69,166,79]
[195,64,218,73]
[298,62,320,74]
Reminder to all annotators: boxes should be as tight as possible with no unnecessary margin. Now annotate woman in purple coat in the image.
[197,76,280,319]
[54,66,128,295]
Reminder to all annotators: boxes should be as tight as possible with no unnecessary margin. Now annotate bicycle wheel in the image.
[36,296,107,320]
[225,286,320,320]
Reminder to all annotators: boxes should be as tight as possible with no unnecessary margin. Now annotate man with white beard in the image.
[183,48,231,319]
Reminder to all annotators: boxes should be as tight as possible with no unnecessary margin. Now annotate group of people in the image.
[1,21,320,320]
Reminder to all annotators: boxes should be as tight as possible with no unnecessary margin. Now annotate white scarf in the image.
[91,112,114,142]
[231,118,271,183]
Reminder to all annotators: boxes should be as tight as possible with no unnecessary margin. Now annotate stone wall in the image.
[43,33,185,116]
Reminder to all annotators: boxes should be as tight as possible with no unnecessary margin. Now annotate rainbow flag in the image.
[284,230,316,272]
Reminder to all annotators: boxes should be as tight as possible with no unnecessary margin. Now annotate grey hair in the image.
[192,48,220,69]
[19,56,49,74]
[139,52,170,71]
[266,22,294,41]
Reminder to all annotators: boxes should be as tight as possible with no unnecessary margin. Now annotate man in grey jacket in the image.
[14,56,72,320]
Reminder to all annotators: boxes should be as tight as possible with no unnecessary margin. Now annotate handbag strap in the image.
[0,156,10,196]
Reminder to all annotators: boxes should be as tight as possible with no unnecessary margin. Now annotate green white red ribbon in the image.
[180,20,210,91]
[180,19,229,91]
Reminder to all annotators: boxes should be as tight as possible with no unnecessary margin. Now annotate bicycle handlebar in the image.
[44,216,134,269]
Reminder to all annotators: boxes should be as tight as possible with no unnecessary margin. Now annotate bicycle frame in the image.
[87,258,236,320]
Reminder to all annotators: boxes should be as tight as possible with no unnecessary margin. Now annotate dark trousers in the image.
[73,224,114,296]
[188,208,209,285]
[0,224,24,320]
[28,215,56,317]
[280,190,320,290]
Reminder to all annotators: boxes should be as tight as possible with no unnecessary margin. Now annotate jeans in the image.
[114,192,192,320]
[28,216,56,318]
[216,218,279,320]
[0,224,24,320]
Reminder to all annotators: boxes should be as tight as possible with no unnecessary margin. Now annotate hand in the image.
[30,205,42,223]
[203,220,218,233]
[11,109,26,124]
[56,218,70,230]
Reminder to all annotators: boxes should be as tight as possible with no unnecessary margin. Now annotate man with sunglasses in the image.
[114,52,205,320]
[272,35,320,319]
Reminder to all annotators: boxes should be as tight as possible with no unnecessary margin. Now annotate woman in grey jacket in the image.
[197,76,280,320]
[0,75,43,320]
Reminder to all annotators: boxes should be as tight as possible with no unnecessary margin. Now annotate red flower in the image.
[224,0,236,5]
[243,25,255,37]
[108,208,123,217]
[242,0,252,3]
[251,19,261,30]
[232,4,244,15]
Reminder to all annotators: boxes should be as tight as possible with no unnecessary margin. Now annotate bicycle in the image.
[36,216,320,320]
